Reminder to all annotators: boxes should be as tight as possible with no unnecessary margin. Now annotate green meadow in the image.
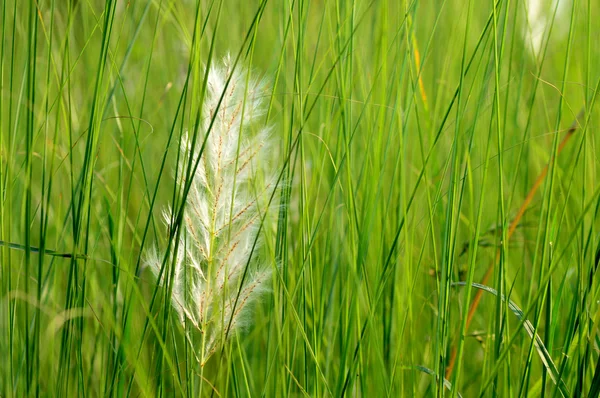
[1,0,600,396]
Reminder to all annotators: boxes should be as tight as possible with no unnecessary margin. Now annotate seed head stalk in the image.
[148,56,276,371]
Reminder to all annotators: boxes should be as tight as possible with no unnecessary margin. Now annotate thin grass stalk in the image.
[445,110,584,379]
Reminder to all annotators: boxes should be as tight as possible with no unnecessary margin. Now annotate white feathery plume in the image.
[523,0,568,56]
[147,55,276,364]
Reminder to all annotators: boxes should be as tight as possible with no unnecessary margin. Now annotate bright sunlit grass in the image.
[1,0,599,396]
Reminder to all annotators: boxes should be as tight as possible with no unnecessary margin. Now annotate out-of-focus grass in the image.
[1,0,599,396]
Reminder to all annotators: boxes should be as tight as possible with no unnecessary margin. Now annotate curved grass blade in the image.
[415,365,463,397]
[452,282,569,397]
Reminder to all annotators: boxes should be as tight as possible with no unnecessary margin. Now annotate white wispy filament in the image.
[147,56,275,364]
[523,0,568,56]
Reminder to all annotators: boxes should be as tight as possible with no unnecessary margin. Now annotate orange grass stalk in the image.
[445,109,583,378]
